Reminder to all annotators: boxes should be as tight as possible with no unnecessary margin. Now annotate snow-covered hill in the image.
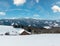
[0,25,23,34]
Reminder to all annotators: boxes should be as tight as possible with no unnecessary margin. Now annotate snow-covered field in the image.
[0,34,60,46]
[0,25,60,46]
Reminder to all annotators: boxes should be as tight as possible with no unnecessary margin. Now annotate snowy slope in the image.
[0,25,23,34]
[0,34,60,46]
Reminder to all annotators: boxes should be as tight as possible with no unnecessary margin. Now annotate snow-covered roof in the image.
[0,25,31,35]
[44,26,51,29]
[18,29,31,34]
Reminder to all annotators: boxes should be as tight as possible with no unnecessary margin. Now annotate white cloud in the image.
[51,5,60,13]
[0,12,6,16]
[13,0,26,6]
[36,0,39,3]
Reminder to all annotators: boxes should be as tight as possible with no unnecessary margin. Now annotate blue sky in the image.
[0,0,60,20]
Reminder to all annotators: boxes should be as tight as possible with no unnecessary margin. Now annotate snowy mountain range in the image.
[0,18,60,28]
